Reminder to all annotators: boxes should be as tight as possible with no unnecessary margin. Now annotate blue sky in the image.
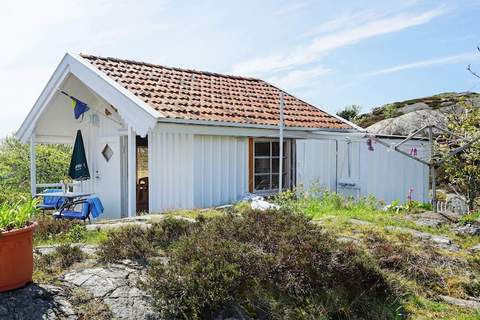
[1,0,479,137]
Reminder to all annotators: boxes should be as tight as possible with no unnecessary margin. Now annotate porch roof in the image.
[80,54,355,131]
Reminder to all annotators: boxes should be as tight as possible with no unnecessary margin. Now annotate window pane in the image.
[255,158,270,174]
[272,142,279,156]
[271,174,279,189]
[272,158,288,173]
[255,142,270,157]
[272,158,279,173]
[255,175,270,190]
[272,142,287,156]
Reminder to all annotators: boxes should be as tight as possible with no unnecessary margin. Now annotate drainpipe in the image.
[279,92,285,193]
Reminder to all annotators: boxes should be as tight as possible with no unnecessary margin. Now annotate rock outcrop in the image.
[356,92,480,136]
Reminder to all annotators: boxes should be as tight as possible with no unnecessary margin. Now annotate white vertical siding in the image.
[149,129,194,212]
[296,140,337,191]
[297,138,429,203]
[359,140,429,203]
[193,135,247,208]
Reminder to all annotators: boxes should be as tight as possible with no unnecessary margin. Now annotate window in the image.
[253,139,291,192]
[101,144,113,162]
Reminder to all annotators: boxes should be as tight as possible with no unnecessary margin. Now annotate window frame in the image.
[252,138,292,194]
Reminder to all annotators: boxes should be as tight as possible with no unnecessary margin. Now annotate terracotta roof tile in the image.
[80,54,352,130]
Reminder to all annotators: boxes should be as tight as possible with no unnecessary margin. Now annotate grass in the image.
[163,208,225,220]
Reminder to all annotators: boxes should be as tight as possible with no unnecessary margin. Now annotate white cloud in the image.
[362,52,478,76]
[232,6,448,76]
[272,1,311,16]
[267,65,331,89]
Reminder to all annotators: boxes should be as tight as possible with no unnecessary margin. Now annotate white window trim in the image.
[253,138,292,194]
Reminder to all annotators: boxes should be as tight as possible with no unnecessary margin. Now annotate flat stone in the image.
[469,244,480,253]
[349,219,372,226]
[86,221,151,231]
[406,211,449,228]
[439,295,480,309]
[385,226,459,251]
[35,244,98,256]
[0,284,76,320]
[62,264,156,319]
[453,224,480,236]
[337,236,361,244]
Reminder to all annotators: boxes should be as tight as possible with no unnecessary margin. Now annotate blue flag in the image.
[61,91,90,119]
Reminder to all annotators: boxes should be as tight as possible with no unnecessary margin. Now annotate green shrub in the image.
[66,224,87,243]
[54,244,85,268]
[144,209,401,319]
[459,211,480,225]
[0,183,30,205]
[34,244,85,282]
[0,198,37,232]
[34,214,83,242]
[98,218,194,263]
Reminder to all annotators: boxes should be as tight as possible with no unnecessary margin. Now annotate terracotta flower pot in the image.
[0,223,36,292]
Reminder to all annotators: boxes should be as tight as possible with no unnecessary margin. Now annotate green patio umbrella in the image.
[69,130,90,180]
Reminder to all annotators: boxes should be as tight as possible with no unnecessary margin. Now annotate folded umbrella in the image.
[69,130,90,181]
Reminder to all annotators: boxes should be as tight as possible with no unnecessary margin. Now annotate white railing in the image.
[436,201,447,213]
[35,182,81,193]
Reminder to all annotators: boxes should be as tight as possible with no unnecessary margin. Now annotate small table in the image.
[35,192,92,211]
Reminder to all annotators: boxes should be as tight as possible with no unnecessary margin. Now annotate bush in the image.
[97,218,194,263]
[65,224,87,243]
[144,209,401,319]
[54,244,85,268]
[34,215,83,242]
[364,233,448,292]
[34,244,85,281]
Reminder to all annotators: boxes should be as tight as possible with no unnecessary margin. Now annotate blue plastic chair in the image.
[37,189,64,211]
[53,200,91,222]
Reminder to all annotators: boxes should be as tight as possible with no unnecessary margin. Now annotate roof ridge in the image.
[79,53,262,82]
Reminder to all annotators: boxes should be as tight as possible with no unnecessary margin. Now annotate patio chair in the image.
[53,199,91,222]
[36,189,65,212]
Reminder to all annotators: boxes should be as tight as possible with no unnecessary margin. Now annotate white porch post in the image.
[127,126,137,217]
[30,135,37,196]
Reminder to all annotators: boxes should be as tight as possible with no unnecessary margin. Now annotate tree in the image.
[0,136,71,196]
[336,105,361,122]
[440,103,480,210]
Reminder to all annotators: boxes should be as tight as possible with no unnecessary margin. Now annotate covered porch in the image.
[17,54,159,219]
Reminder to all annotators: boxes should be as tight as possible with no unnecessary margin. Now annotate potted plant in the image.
[0,199,37,292]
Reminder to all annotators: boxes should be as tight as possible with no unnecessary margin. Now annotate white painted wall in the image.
[193,135,248,208]
[297,138,429,203]
[296,140,337,191]
[148,130,248,212]
[148,128,195,212]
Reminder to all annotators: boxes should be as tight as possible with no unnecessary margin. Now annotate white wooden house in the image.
[16,53,429,219]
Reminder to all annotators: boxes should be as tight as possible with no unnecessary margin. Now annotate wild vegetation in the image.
[0,135,71,204]
[29,190,480,319]
[143,209,401,320]
[441,103,480,210]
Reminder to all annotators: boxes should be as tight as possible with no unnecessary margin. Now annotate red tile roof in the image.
[80,54,352,130]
